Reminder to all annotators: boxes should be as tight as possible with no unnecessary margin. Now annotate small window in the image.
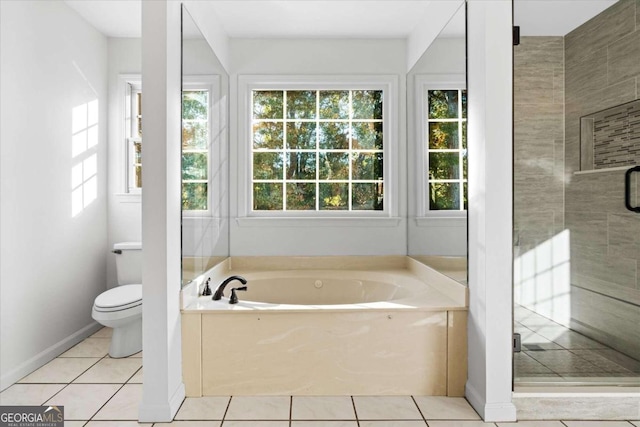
[251,89,384,212]
[120,75,215,213]
[126,82,142,193]
[426,88,467,212]
[182,89,210,211]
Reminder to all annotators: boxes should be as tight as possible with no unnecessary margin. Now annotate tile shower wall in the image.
[513,36,566,323]
[514,37,565,254]
[564,0,640,360]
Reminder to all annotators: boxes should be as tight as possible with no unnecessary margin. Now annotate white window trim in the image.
[237,74,399,225]
[415,74,467,226]
[115,74,142,203]
[182,75,220,217]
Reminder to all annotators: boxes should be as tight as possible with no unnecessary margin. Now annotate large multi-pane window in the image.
[426,89,467,211]
[251,89,384,212]
[182,89,210,211]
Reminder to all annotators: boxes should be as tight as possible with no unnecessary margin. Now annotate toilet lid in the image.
[94,284,142,311]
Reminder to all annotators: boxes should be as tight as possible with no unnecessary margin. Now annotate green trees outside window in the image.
[427,89,467,211]
[182,90,209,211]
[252,89,384,212]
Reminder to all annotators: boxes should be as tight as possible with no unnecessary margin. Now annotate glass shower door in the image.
[513,0,640,385]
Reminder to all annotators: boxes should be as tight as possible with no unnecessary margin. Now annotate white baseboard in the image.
[466,381,517,422]
[0,322,103,391]
[138,382,185,422]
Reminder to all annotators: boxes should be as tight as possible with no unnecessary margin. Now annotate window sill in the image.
[115,193,141,203]
[414,216,466,227]
[236,216,402,228]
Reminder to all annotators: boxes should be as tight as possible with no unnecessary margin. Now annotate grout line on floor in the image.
[411,395,427,423]
[221,395,232,421]
[350,396,360,427]
[85,382,129,423]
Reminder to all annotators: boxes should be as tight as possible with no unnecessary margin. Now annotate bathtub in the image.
[181,256,468,396]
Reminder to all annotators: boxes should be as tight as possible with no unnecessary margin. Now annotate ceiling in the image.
[65,0,618,39]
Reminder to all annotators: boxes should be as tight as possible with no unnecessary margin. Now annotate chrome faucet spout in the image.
[212,275,247,300]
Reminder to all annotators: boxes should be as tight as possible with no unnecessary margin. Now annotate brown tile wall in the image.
[564,0,640,359]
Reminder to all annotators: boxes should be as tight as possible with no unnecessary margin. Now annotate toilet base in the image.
[109,317,142,358]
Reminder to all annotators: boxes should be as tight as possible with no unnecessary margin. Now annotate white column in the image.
[139,0,185,422]
[466,0,516,422]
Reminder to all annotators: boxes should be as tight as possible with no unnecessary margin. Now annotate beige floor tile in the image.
[630,422,640,427]
[85,422,151,427]
[359,422,427,427]
[497,422,565,427]
[222,423,288,427]
[224,396,290,420]
[91,327,113,338]
[93,384,143,420]
[175,396,230,420]
[413,397,480,420]
[61,338,111,357]
[562,423,635,427]
[18,357,100,383]
[43,384,120,420]
[73,357,142,383]
[64,422,87,427]
[426,422,497,427]
[291,396,356,420]
[0,383,66,405]
[154,422,221,427]
[128,367,143,383]
[291,422,359,427]
[352,396,422,420]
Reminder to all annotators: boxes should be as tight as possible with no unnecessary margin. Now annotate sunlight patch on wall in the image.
[514,229,571,328]
[71,99,99,217]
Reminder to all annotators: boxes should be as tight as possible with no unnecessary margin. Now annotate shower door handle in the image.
[624,166,640,213]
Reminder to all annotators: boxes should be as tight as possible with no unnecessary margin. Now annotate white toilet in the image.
[92,242,142,358]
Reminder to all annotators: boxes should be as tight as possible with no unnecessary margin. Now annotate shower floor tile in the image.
[514,305,640,380]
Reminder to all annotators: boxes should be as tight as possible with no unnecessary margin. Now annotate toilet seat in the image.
[94,284,142,313]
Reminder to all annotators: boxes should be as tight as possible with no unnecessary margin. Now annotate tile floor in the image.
[514,305,640,382]
[1,327,639,426]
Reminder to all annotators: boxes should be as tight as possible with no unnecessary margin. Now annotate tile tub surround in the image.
[181,256,468,397]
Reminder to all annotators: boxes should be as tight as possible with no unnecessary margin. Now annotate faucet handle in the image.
[229,286,247,304]
[201,278,212,296]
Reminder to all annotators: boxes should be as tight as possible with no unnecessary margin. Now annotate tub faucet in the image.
[212,275,247,300]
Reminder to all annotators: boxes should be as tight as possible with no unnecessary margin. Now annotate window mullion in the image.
[282,90,287,211]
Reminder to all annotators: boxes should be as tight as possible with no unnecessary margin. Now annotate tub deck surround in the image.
[181,256,468,397]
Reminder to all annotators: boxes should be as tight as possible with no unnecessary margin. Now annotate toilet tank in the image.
[114,242,142,285]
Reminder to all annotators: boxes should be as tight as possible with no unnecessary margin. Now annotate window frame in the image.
[237,75,399,220]
[415,74,467,219]
[181,75,220,217]
[117,74,142,199]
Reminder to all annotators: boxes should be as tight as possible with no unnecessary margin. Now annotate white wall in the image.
[107,37,142,288]
[0,0,108,389]
[407,37,467,257]
[229,39,408,256]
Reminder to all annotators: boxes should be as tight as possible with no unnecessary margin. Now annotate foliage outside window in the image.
[251,90,384,212]
[125,84,211,212]
[182,90,209,211]
[427,89,467,211]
